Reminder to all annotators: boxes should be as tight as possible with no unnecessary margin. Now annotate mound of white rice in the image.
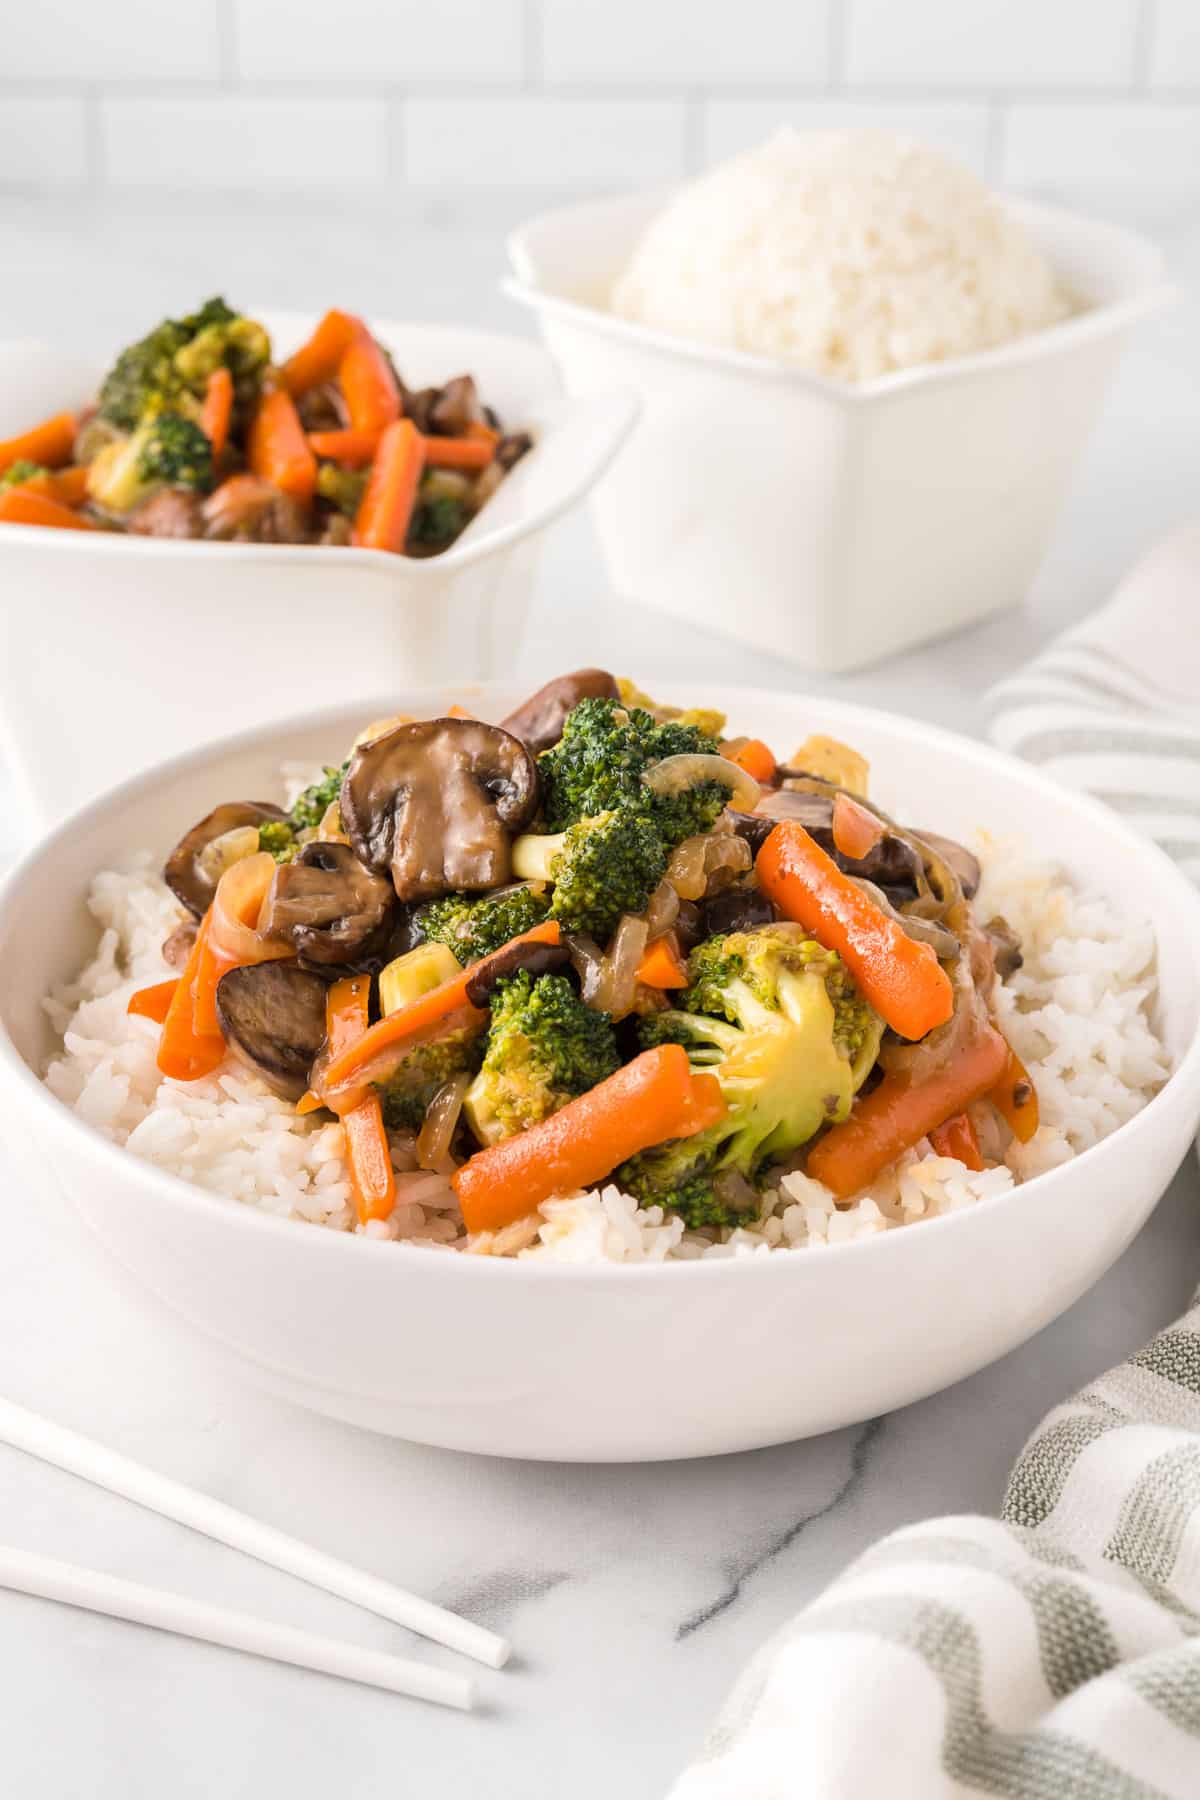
[41,836,1168,1264]
[611,129,1070,383]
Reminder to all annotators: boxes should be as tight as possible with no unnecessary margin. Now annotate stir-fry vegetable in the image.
[324,976,395,1225]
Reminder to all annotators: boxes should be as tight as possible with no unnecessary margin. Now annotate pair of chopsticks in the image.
[0,1395,509,1710]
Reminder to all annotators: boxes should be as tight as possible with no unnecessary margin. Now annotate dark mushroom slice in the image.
[727,809,777,856]
[162,919,199,970]
[748,789,925,892]
[464,937,571,1006]
[495,432,533,472]
[164,801,289,918]
[499,669,620,755]
[983,914,1023,979]
[127,489,204,539]
[429,375,484,435]
[296,381,349,433]
[701,884,778,937]
[202,477,311,545]
[215,962,331,1101]
[341,717,539,904]
[259,841,396,968]
[911,830,982,900]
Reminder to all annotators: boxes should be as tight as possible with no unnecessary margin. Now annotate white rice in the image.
[41,836,1170,1264]
[611,128,1070,383]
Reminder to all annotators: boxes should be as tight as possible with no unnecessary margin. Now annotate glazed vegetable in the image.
[756,823,954,1041]
[126,978,179,1024]
[990,1044,1040,1144]
[338,331,401,434]
[452,1044,727,1234]
[96,298,264,431]
[806,1022,1008,1198]
[307,429,380,467]
[831,792,885,862]
[247,388,316,503]
[463,970,620,1146]
[87,412,214,514]
[200,366,233,459]
[324,976,395,1224]
[280,309,360,397]
[416,886,552,965]
[928,1111,985,1170]
[420,436,495,472]
[0,490,97,531]
[636,934,689,990]
[0,411,76,476]
[513,811,668,943]
[726,739,776,785]
[289,762,350,833]
[156,915,226,1082]
[195,851,292,1036]
[352,418,423,552]
[538,698,729,843]
[315,462,369,519]
[0,464,89,505]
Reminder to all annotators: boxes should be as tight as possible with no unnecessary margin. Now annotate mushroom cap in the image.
[499,669,619,755]
[340,717,539,904]
[215,962,330,1100]
[259,840,396,967]
[164,801,289,918]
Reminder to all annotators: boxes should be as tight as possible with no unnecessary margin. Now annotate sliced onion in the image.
[644,879,680,938]
[850,877,960,960]
[644,752,761,813]
[595,914,648,1020]
[196,825,261,890]
[667,835,709,901]
[210,852,294,968]
[565,932,606,1006]
[702,833,752,893]
[416,1072,471,1174]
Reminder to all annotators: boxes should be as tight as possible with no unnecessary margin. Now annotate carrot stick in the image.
[728,738,776,785]
[0,410,76,475]
[636,933,689,990]
[419,435,495,472]
[352,418,424,554]
[807,1024,1008,1199]
[247,388,316,503]
[465,422,501,448]
[6,465,89,506]
[0,489,97,531]
[126,979,179,1025]
[200,366,233,459]
[324,976,395,1224]
[280,309,361,397]
[928,1111,985,1171]
[194,852,291,1037]
[453,1045,727,1234]
[317,920,562,1104]
[338,332,401,434]
[756,822,953,1041]
[832,792,885,862]
[157,917,226,1083]
[306,428,381,467]
[990,1044,1039,1144]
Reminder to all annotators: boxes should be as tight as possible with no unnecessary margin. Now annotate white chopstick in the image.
[0,1397,509,1671]
[0,1544,474,1710]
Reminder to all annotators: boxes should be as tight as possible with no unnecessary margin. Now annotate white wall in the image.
[0,0,1197,202]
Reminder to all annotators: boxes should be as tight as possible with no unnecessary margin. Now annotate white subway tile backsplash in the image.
[846,0,1140,90]
[1148,0,1200,89]
[403,97,688,188]
[101,97,387,189]
[2,0,221,82]
[1003,101,1200,187]
[234,0,524,83]
[703,99,992,175]
[540,0,830,86]
[0,99,88,187]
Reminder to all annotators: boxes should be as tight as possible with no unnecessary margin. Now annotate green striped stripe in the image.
[1004,1410,1125,1529]
[1104,1445,1200,1589]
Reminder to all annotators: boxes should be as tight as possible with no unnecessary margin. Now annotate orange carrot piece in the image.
[756,822,954,1041]
[0,489,97,531]
[929,1110,985,1171]
[247,388,316,503]
[452,1045,727,1234]
[324,976,395,1224]
[306,428,381,467]
[990,1045,1040,1144]
[318,920,562,1104]
[194,852,292,1037]
[729,738,777,785]
[637,933,689,990]
[157,916,226,1083]
[0,410,76,475]
[446,703,476,719]
[832,792,885,862]
[126,979,179,1025]
[200,365,234,459]
[338,331,401,434]
[6,465,89,506]
[280,309,361,397]
[807,1025,1008,1199]
[465,421,501,446]
[419,435,495,472]
[352,418,424,553]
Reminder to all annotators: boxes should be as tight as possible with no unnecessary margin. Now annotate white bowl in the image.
[506,191,1173,674]
[1,682,1198,1463]
[0,313,637,828]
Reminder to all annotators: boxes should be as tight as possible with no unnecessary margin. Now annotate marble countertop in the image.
[0,193,1198,1799]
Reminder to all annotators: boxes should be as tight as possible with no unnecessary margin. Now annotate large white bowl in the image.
[506,191,1173,674]
[0,314,637,829]
[1,682,1198,1462]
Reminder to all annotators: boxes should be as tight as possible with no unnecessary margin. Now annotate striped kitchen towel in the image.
[670,529,1200,1799]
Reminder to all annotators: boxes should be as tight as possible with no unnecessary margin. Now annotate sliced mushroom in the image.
[127,489,204,539]
[260,841,395,967]
[751,788,926,893]
[215,963,330,1100]
[499,669,620,754]
[911,830,982,900]
[495,432,533,472]
[341,718,539,904]
[164,801,289,918]
[162,919,199,970]
[296,381,349,433]
[983,913,1023,979]
[464,937,570,1005]
[701,885,778,937]
[430,375,484,435]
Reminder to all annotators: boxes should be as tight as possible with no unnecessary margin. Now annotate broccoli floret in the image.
[416,886,551,964]
[315,462,368,520]
[0,459,47,494]
[96,298,268,431]
[409,494,468,550]
[617,928,883,1230]
[463,970,619,1144]
[85,412,213,514]
[289,763,350,834]
[376,1025,484,1133]
[538,697,727,844]
[513,810,668,942]
[172,312,270,411]
[258,820,297,862]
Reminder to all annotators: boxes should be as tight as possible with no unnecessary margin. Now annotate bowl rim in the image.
[504,188,1177,406]
[3,679,1199,1286]
[0,315,639,575]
